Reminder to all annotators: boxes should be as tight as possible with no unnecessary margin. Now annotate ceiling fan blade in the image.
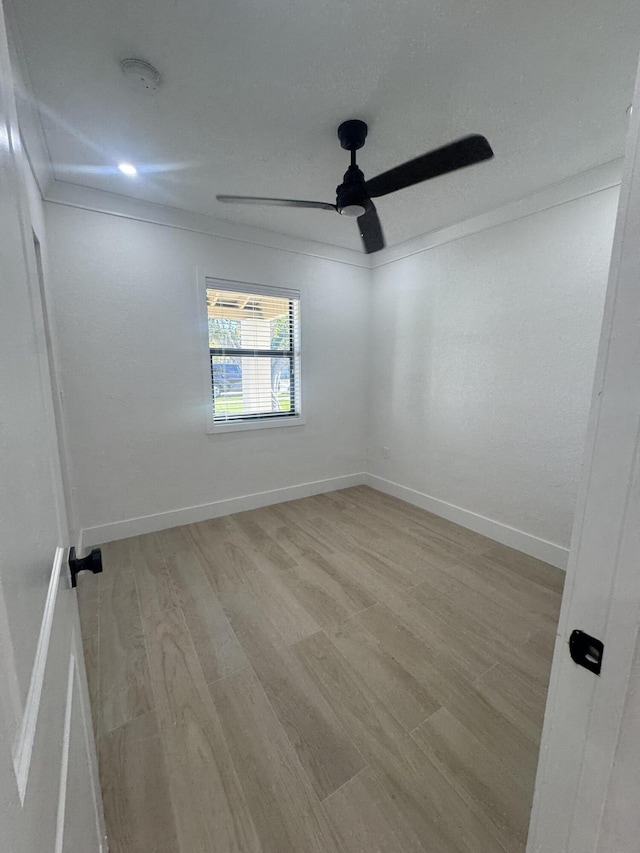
[358,204,385,254]
[364,135,493,199]
[217,195,336,211]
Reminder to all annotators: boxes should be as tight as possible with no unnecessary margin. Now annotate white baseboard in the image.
[365,474,569,570]
[79,470,569,570]
[79,473,367,550]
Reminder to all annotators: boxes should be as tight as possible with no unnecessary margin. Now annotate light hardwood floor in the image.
[76,485,564,853]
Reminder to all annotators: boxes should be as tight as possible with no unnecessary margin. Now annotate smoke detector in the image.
[120,58,161,94]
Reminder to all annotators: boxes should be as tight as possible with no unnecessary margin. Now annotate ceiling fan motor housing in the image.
[336,164,370,216]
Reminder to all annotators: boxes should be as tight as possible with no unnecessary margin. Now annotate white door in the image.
[527,46,640,853]
[0,0,105,849]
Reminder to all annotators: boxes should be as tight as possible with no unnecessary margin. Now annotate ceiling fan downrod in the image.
[336,120,370,217]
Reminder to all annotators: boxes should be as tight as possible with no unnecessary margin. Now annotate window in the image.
[205,279,302,430]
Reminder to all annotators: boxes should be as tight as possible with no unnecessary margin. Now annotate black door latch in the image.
[69,547,103,588]
[569,629,604,675]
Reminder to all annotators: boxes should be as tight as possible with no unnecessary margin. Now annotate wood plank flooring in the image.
[75,485,564,853]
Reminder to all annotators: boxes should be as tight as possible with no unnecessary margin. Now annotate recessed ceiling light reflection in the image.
[118,162,138,176]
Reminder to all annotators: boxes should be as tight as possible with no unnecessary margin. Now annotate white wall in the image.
[367,187,619,559]
[42,178,617,561]
[44,202,370,546]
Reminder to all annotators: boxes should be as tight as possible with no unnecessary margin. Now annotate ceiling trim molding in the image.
[371,158,624,269]
[42,158,623,273]
[43,180,372,269]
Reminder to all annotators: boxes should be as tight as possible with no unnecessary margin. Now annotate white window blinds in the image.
[206,280,301,424]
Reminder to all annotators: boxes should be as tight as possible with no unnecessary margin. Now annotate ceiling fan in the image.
[217,120,494,254]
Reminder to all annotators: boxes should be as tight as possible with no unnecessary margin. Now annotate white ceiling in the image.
[10,0,640,251]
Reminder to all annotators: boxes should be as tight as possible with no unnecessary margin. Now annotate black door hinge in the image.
[69,547,103,588]
[569,629,604,675]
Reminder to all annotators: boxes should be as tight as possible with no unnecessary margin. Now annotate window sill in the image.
[207,414,306,435]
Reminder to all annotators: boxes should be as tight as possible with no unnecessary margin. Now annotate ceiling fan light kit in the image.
[217,119,494,254]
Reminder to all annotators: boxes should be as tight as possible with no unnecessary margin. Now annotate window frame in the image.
[200,275,305,434]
